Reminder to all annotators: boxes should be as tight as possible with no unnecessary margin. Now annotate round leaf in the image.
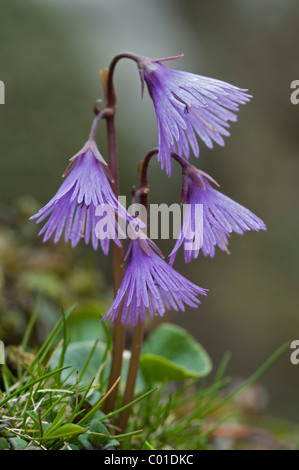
[140,323,212,382]
[50,340,107,384]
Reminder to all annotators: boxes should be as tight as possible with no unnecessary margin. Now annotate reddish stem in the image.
[102,53,141,415]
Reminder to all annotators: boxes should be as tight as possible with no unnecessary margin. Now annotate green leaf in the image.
[140,323,212,382]
[9,437,28,449]
[0,437,9,450]
[21,295,41,351]
[0,365,71,408]
[25,411,40,427]
[50,340,147,393]
[24,446,42,450]
[141,440,155,450]
[78,434,93,450]
[88,420,110,445]
[50,340,107,384]
[44,423,85,439]
[44,404,67,436]
[102,439,120,450]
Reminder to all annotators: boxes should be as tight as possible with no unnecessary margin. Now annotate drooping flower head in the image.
[169,169,266,264]
[138,55,251,176]
[102,238,208,326]
[30,141,128,255]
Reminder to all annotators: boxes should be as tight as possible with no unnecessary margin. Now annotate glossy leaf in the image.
[140,323,212,382]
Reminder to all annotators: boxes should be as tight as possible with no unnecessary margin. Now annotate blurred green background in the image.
[0,0,299,422]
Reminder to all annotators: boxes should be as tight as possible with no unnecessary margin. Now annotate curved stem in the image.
[88,107,114,141]
[102,61,126,415]
[106,53,141,108]
[140,148,191,187]
[140,148,159,190]
[141,148,192,205]
[102,53,148,415]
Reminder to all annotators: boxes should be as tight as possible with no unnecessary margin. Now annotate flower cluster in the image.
[31,52,265,325]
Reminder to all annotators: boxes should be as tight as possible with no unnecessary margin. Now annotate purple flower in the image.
[139,56,251,175]
[169,171,266,264]
[102,238,208,326]
[30,141,127,255]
